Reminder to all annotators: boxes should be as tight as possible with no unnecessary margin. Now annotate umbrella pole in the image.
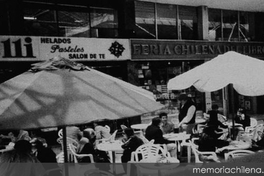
[230,84,236,140]
[62,127,69,176]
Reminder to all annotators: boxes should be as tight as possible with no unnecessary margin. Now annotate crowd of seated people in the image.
[0,129,61,176]
[1,107,263,176]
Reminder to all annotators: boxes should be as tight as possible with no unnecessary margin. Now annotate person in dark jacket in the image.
[197,127,229,154]
[79,128,110,163]
[206,104,228,139]
[235,108,251,130]
[0,140,46,176]
[34,140,62,176]
[178,93,196,134]
[233,108,251,139]
[121,128,143,163]
[34,139,57,163]
[145,117,177,157]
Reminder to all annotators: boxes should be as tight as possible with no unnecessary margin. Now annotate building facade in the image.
[1,0,264,116]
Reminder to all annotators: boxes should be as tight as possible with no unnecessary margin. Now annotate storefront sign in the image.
[0,36,131,61]
[131,40,264,60]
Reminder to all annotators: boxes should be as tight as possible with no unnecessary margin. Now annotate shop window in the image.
[134,1,156,39]
[157,4,177,39]
[178,6,198,40]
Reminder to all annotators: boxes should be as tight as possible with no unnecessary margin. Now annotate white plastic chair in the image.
[224,150,255,162]
[58,129,63,138]
[245,119,263,133]
[57,137,79,148]
[68,143,94,163]
[130,143,175,162]
[238,124,264,142]
[56,137,79,163]
[250,118,258,128]
[188,139,220,163]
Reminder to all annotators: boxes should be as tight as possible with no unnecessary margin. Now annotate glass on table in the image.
[174,124,179,133]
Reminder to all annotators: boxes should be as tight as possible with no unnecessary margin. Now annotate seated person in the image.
[160,112,174,134]
[206,105,228,139]
[197,127,229,152]
[1,130,31,143]
[77,137,89,154]
[30,129,47,147]
[145,117,177,157]
[0,140,46,176]
[65,126,83,142]
[79,128,110,163]
[232,108,251,139]
[93,122,111,140]
[33,139,62,175]
[235,108,251,130]
[34,139,57,163]
[121,128,144,163]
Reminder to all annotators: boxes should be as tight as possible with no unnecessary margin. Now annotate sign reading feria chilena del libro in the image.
[0,36,131,61]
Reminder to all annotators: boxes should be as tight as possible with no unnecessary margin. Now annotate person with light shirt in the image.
[160,112,174,134]
[178,93,196,134]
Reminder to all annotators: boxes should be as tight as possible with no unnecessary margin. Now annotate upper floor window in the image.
[23,2,118,38]
[23,2,58,36]
[178,6,197,40]
[135,1,155,39]
[209,8,255,42]
[90,7,118,38]
[157,4,177,39]
[134,1,198,40]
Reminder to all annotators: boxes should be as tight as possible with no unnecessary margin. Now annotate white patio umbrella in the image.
[167,51,264,138]
[168,51,264,96]
[0,57,163,130]
[0,57,164,174]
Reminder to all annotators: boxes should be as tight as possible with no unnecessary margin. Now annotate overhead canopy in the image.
[0,57,164,130]
[168,51,264,96]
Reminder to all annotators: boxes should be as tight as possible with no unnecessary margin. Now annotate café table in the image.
[163,132,191,163]
[163,132,191,150]
[131,123,150,135]
[96,140,123,163]
[131,124,149,131]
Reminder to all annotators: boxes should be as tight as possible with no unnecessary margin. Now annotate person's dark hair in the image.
[83,128,95,141]
[238,108,246,114]
[159,112,167,118]
[14,140,32,153]
[32,129,43,138]
[178,93,188,101]
[124,128,134,138]
[34,140,44,150]
[152,117,161,126]
[10,130,20,137]
[212,104,219,110]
